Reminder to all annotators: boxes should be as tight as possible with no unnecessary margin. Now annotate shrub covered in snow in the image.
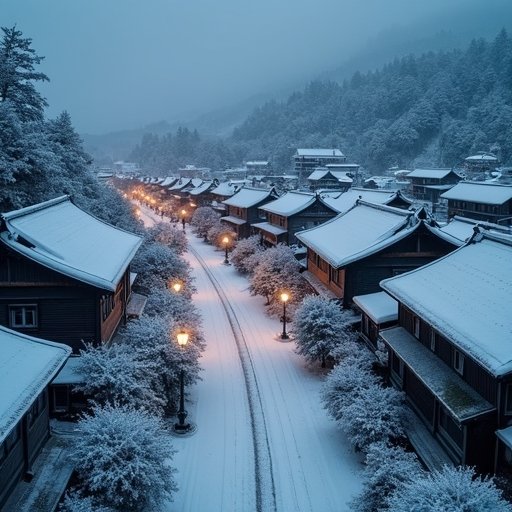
[131,241,194,294]
[59,490,114,512]
[230,235,264,274]
[351,442,423,512]
[386,465,511,511]
[146,222,188,254]
[292,295,358,367]
[207,222,236,248]
[71,404,177,511]
[75,343,165,416]
[250,243,307,309]
[190,206,221,239]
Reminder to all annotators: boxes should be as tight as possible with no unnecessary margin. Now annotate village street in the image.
[139,207,362,512]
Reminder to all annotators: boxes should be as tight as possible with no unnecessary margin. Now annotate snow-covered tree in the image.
[59,490,114,512]
[131,241,194,295]
[292,295,358,367]
[70,404,177,511]
[122,314,204,410]
[351,442,424,512]
[250,243,307,308]
[340,382,407,450]
[147,221,187,254]
[190,206,220,239]
[0,26,49,121]
[386,465,511,512]
[207,222,236,248]
[230,235,264,274]
[75,343,166,416]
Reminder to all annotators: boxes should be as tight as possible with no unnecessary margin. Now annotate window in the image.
[53,386,69,413]
[413,316,420,338]
[9,304,38,328]
[438,406,464,451]
[430,329,436,352]
[453,349,464,375]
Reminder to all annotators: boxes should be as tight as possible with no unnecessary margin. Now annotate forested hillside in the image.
[233,29,512,171]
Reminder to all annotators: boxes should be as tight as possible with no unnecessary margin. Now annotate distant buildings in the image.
[293,149,346,184]
[406,169,461,202]
[464,152,499,179]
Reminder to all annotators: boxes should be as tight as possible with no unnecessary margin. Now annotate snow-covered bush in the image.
[190,206,220,239]
[71,404,177,511]
[146,222,188,254]
[340,382,407,449]
[207,222,236,248]
[131,241,194,294]
[386,465,511,511]
[122,315,204,410]
[292,295,358,367]
[59,490,114,512]
[351,442,424,512]
[250,243,307,309]
[230,235,264,274]
[75,343,165,415]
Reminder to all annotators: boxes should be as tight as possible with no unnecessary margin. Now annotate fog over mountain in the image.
[4,0,511,141]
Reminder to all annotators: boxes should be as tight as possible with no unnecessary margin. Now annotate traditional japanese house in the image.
[379,231,512,473]
[464,153,499,178]
[439,215,512,244]
[295,201,460,306]
[406,168,460,202]
[322,187,413,214]
[352,291,398,351]
[441,182,512,225]
[0,196,143,353]
[221,186,278,239]
[252,191,337,246]
[186,179,219,207]
[210,181,241,214]
[0,325,70,509]
[307,168,353,192]
[293,148,346,184]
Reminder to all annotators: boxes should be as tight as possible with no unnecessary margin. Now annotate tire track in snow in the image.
[189,245,277,512]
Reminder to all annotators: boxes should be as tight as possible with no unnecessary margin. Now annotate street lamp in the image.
[172,281,182,293]
[174,331,191,433]
[181,209,187,232]
[280,292,290,340]
[222,236,230,265]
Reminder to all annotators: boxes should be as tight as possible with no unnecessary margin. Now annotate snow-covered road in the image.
[139,209,362,511]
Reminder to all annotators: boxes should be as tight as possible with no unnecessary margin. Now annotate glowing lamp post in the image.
[181,209,187,232]
[174,331,191,433]
[172,281,182,293]
[222,236,230,265]
[280,292,290,340]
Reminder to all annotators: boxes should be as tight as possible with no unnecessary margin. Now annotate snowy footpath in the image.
[139,209,362,512]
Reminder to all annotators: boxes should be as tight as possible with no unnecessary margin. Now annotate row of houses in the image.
[0,196,144,509]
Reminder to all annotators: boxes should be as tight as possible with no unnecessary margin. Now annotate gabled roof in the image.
[441,182,512,205]
[407,168,455,179]
[353,291,398,324]
[0,325,70,442]
[465,154,497,162]
[1,196,142,292]
[440,216,512,243]
[307,169,353,182]
[296,201,415,268]
[189,181,214,196]
[160,176,178,187]
[296,148,344,157]
[321,188,410,214]
[260,191,335,217]
[223,186,276,208]
[381,233,512,376]
[211,182,238,197]
[168,178,191,190]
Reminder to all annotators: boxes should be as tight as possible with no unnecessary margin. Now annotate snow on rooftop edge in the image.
[223,187,275,208]
[353,292,398,324]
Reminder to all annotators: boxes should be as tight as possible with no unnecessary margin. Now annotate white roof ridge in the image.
[355,199,413,216]
[2,195,69,221]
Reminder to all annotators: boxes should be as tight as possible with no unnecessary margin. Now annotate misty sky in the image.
[3,0,510,134]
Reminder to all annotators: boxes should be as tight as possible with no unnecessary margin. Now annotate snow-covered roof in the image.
[251,222,288,236]
[381,233,512,376]
[296,148,344,157]
[441,182,512,205]
[220,215,247,226]
[407,169,454,179]
[326,163,359,169]
[321,188,406,214]
[223,187,275,208]
[51,356,83,385]
[191,178,203,187]
[211,182,238,197]
[160,176,177,187]
[168,178,191,190]
[496,426,512,450]
[440,216,512,243]
[1,196,142,292]
[246,161,269,166]
[307,169,353,182]
[260,191,320,216]
[0,325,70,442]
[466,154,498,162]
[380,326,495,422]
[353,292,398,324]
[189,181,213,195]
[296,202,414,268]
